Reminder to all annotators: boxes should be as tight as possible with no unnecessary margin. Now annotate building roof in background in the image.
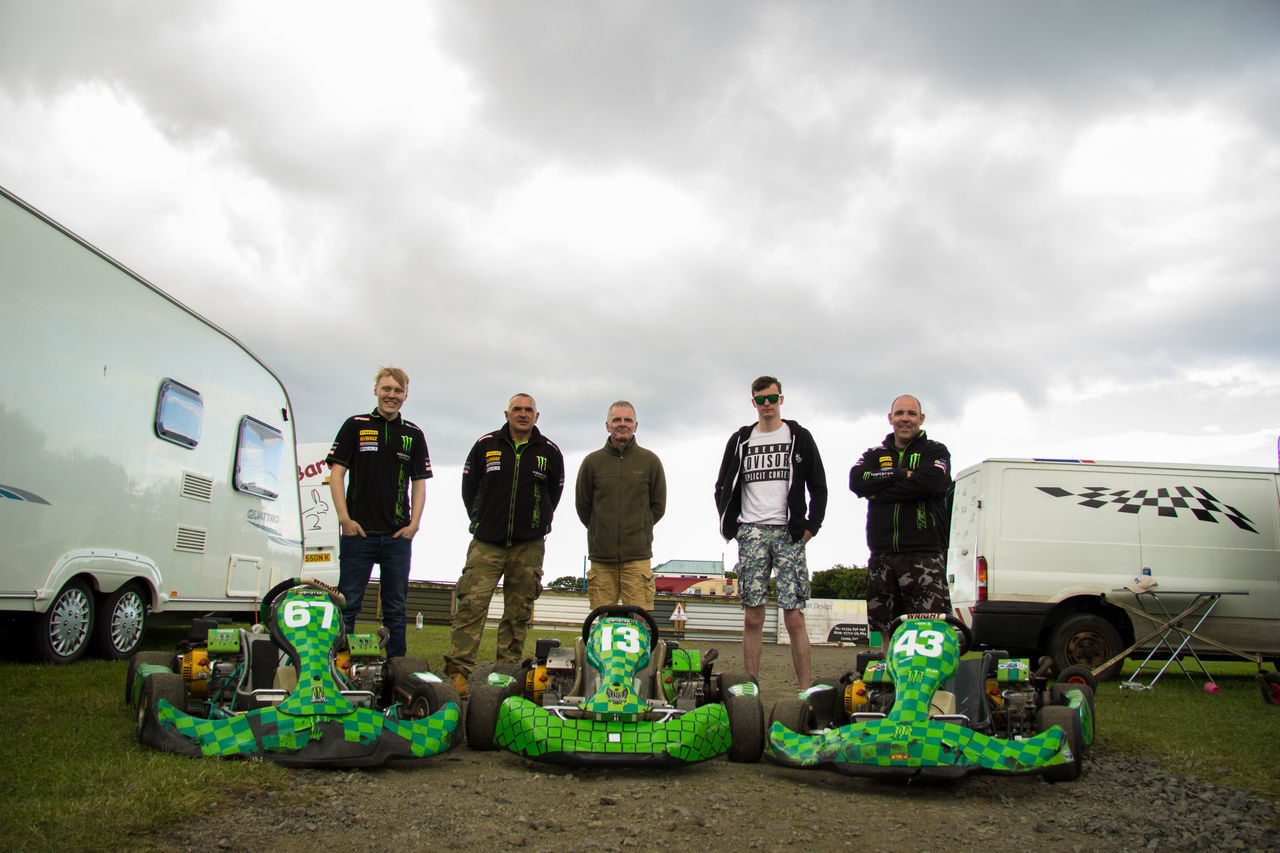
[654,559,725,577]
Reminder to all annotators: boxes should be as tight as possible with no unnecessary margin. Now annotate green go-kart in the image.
[465,604,764,767]
[127,579,461,767]
[766,613,1095,781]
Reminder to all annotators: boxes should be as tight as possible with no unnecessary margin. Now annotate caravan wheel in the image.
[93,583,148,660]
[36,579,95,664]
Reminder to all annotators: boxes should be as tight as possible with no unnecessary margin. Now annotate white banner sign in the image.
[777,598,868,645]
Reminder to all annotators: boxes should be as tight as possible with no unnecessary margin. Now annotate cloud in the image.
[3,0,1279,581]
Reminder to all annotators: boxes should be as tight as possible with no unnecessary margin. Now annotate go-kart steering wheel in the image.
[582,604,660,650]
[891,612,973,656]
[257,577,347,626]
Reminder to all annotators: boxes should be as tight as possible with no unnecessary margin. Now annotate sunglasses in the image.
[753,394,780,405]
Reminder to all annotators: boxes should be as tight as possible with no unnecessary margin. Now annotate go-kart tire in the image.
[768,698,811,735]
[93,582,148,660]
[1048,613,1123,681]
[35,579,94,664]
[468,662,524,696]
[126,651,176,706]
[725,693,765,762]
[137,671,187,743]
[1048,682,1096,719]
[383,657,432,705]
[465,683,508,750]
[1036,704,1083,783]
[715,671,755,704]
[1260,672,1280,706]
[403,680,464,749]
[1057,664,1099,692]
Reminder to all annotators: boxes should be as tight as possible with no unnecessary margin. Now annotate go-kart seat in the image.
[946,657,992,729]
[633,638,667,702]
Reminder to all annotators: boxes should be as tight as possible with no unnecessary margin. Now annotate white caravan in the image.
[296,442,340,586]
[0,186,303,662]
[948,458,1280,678]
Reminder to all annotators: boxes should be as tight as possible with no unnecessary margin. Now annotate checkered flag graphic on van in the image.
[1037,485,1258,534]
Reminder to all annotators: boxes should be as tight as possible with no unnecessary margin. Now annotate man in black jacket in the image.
[850,394,953,654]
[444,393,564,696]
[715,376,827,690]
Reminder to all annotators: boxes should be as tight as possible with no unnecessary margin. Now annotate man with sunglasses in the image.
[715,376,828,690]
[849,394,953,655]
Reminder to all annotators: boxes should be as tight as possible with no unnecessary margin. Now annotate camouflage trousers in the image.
[587,559,654,611]
[865,551,952,634]
[444,538,545,676]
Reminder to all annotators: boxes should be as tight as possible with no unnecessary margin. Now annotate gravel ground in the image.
[155,642,1279,853]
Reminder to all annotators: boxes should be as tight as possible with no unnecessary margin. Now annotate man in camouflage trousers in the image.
[849,394,953,655]
[444,393,564,698]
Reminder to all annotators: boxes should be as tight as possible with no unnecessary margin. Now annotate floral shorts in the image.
[735,523,809,609]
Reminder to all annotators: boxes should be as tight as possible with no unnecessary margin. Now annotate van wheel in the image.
[1049,614,1123,681]
[36,579,95,664]
[93,583,148,660]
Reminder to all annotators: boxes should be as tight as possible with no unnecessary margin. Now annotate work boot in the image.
[446,666,469,699]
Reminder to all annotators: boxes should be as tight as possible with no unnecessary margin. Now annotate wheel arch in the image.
[38,550,161,614]
[1039,594,1134,651]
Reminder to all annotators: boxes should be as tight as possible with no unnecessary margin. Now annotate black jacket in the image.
[849,431,951,554]
[715,419,827,542]
[462,424,565,546]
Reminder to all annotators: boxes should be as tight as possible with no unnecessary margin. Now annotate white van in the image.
[947,458,1280,678]
[297,442,340,586]
[0,186,304,663]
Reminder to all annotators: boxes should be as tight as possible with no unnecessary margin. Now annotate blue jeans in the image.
[338,533,411,658]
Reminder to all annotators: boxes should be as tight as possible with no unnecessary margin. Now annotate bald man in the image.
[849,394,953,654]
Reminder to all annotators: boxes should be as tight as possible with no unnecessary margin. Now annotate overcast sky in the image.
[3,1,1279,584]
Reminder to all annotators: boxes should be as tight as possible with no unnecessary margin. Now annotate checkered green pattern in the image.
[273,587,355,717]
[1061,687,1095,746]
[493,697,732,765]
[581,615,651,718]
[146,585,460,764]
[767,715,1071,772]
[766,616,1075,775]
[155,700,460,759]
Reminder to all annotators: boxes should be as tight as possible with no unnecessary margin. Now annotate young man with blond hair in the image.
[326,366,431,659]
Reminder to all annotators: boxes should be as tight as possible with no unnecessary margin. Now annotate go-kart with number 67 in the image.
[466,604,764,767]
[127,578,461,767]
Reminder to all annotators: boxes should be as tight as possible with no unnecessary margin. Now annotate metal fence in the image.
[356,583,767,643]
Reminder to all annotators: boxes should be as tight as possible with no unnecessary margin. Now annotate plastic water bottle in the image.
[415,611,423,630]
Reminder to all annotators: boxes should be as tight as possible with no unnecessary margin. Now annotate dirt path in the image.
[157,642,1278,852]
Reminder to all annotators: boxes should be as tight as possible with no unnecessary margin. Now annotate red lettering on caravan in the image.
[298,459,331,482]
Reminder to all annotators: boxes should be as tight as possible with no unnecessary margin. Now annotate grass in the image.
[1090,659,1280,797]
[0,623,1276,851]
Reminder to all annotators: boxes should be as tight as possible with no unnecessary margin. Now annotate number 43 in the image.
[893,628,945,658]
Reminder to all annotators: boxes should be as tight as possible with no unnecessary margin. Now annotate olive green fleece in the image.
[575,438,666,562]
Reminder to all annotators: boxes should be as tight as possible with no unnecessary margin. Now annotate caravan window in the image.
[234,416,284,499]
[155,379,203,448]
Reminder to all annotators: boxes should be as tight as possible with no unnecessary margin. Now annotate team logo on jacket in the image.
[358,429,378,452]
[485,450,502,473]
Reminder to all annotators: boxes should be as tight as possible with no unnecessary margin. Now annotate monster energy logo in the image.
[536,455,547,471]
[402,436,413,452]
[908,452,921,469]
